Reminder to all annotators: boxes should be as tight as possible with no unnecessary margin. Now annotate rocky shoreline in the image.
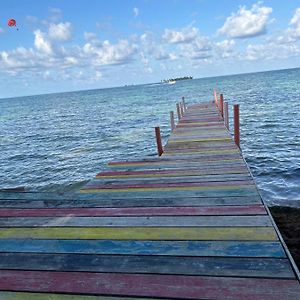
[269,206,300,269]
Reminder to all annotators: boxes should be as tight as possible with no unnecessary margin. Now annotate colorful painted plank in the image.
[0,215,272,227]
[0,196,263,208]
[0,253,294,278]
[0,240,285,257]
[0,205,266,217]
[0,271,299,299]
[0,227,278,240]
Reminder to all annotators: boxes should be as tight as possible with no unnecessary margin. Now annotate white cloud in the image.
[180,36,212,60]
[82,39,137,66]
[218,2,273,38]
[48,22,72,41]
[34,30,53,55]
[287,8,300,38]
[162,27,199,44]
[215,39,235,58]
[133,7,139,18]
[243,42,300,61]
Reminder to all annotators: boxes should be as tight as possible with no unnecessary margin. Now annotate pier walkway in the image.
[0,99,299,299]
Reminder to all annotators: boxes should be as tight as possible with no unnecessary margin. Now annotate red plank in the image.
[0,205,266,217]
[0,271,299,299]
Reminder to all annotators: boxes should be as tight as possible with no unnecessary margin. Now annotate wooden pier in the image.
[0,94,299,299]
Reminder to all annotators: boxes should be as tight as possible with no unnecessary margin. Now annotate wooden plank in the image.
[0,292,150,300]
[0,240,285,257]
[96,167,249,178]
[0,196,262,208]
[0,205,267,217]
[0,215,272,227]
[0,253,294,278]
[0,227,278,240]
[0,271,299,299]
[84,180,255,189]
[92,174,252,184]
[79,187,259,198]
[0,239,286,258]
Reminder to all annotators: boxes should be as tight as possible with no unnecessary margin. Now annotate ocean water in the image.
[0,68,299,206]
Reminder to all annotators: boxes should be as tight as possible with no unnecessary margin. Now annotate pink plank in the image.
[84,180,254,190]
[0,271,299,299]
[0,205,266,217]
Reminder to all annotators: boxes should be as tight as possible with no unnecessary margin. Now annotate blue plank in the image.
[0,239,286,258]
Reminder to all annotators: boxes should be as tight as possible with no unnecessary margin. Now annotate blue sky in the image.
[1,0,300,98]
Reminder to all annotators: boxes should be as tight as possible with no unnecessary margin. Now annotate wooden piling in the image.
[213,90,218,106]
[220,94,224,118]
[176,103,181,121]
[170,111,175,131]
[182,97,186,111]
[234,104,240,149]
[224,102,229,130]
[180,102,184,117]
[155,126,163,156]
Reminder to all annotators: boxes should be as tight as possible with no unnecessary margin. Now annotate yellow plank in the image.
[0,227,277,240]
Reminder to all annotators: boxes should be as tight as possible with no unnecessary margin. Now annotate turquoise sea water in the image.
[0,68,299,206]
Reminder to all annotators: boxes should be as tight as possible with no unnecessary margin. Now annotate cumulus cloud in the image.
[133,7,139,18]
[82,39,137,66]
[162,27,199,44]
[287,8,300,38]
[218,2,273,38]
[215,39,235,58]
[34,30,53,55]
[243,42,300,61]
[180,36,212,60]
[48,22,72,41]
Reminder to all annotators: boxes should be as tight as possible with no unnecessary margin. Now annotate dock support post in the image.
[170,111,175,131]
[220,94,224,118]
[182,97,186,111]
[155,126,163,156]
[224,102,229,130]
[234,104,240,149]
[213,89,218,106]
[176,103,181,121]
[180,102,184,117]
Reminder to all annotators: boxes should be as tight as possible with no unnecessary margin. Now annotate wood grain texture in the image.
[0,240,285,257]
[0,205,266,217]
[0,253,294,278]
[0,270,299,299]
[0,215,272,227]
[0,226,278,240]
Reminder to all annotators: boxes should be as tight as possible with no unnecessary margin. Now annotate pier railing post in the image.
[182,97,187,111]
[224,102,229,130]
[155,126,163,156]
[213,89,218,106]
[176,103,181,121]
[180,102,184,117]
[234,104,240,149]
[170,111,175,131]
[220,94,224,118]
